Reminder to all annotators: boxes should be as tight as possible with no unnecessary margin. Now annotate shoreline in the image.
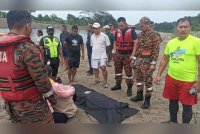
[0,18,86,30]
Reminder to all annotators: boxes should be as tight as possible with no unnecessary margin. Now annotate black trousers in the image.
[50,57,60,77]
[87,46,92,72]
[53,112,68,123]
[169,100,193,123]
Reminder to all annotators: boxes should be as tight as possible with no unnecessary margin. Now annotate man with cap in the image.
[40,26,64,77]
[111,17,138,97]
[91,22,110,88]
[130,17,162,109]
[103,25,115,67]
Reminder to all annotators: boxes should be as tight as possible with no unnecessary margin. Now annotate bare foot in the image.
[63,67,68,71]
[67,80,72,85]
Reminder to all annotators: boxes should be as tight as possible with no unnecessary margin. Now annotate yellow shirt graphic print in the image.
[170,46,186,64]
[165,35,200,82]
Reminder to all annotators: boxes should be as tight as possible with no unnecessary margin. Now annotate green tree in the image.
[67,14,77,25]
[0,11,6,18]
[43,14,51,21]
[80,11,117,26]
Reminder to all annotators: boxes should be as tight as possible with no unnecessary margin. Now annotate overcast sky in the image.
[32,10,200,25]
[1,0,200,25]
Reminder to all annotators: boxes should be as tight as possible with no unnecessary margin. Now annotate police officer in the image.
[111,17,138,97]
[40,26,64,77]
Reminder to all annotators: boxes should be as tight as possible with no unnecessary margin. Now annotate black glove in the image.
[46,93,57,105]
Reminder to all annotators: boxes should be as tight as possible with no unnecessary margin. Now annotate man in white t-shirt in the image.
[36,30,43,45]
[91,22,110,88]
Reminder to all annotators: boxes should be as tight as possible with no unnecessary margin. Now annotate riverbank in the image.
[0,18,86,30]
[1,32,200,124]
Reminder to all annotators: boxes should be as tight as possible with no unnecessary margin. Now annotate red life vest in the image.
[115,28,134,51]
[112,30,116,36]
[0,34,41,101]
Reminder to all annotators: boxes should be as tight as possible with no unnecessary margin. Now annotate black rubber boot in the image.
[127,84,133,97]
[130,91,143,102]
[141,96,151,109]
[111,81,121,91]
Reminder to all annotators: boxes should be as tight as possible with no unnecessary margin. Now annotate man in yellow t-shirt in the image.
[155,18,200,124]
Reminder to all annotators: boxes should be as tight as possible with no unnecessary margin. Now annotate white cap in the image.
[93,22,101,28]
[103,25,110,29]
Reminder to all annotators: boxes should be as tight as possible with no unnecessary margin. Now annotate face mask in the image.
[49,32,54,36]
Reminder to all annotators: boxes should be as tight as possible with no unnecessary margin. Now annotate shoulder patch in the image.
[44,39,49,44]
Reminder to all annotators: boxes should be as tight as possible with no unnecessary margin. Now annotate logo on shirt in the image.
[170,47,186,64]
[0,51,8,62]
[72,39,78,46]
[44,39,49,44]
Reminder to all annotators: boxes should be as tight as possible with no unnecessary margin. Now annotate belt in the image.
[118,50,132,55]
[139,55,151,58]
[0,83,36,91]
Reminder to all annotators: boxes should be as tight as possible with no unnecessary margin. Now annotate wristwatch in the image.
[130,56,136,60]
[150,61,156,65]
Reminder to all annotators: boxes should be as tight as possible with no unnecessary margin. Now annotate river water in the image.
[0,29,88,43]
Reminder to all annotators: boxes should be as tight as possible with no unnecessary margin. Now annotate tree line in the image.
[0,11,200,33]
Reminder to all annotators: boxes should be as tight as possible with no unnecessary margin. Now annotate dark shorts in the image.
[68,57,80,69]
[163,74,197,105]
[62,47,69,58]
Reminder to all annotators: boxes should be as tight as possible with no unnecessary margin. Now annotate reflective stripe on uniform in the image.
[125,76,133,79]
[115,73,122,76]
[0,83,36,91]
[137,82,143,85]
[147,87,153,91]
[0,76,32,83]
[43,89,54,97]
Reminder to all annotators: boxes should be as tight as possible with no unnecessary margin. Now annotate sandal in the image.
[72,80,78,82]
[103,83,109,88]
[92,80,100,85]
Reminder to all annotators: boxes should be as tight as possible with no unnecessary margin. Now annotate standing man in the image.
[130,17,162,109]
[86,24,94,76]
[60,25,69,71]
[36,29,43,46]
[40,26,64,77]
[155,18,200,123]
[109,24,117,36]
[65,25,84,84]
[91,22,110,88]
[103,25,115,67]
[0,10,57,123]
[111,17,138,97]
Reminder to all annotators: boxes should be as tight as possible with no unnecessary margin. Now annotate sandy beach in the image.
[0,32,200,124]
